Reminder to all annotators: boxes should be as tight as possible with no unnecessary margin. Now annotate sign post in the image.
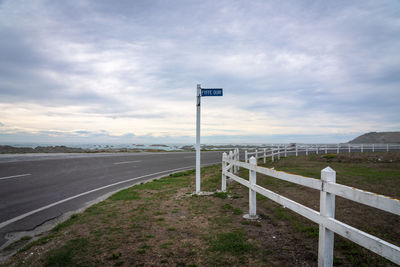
[195,84,223,194]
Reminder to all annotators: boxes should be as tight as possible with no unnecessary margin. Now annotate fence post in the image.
[318,167,336,267]
[316,145,319,155]
[372,144,375,152]
[337,144,339,154]
[229,151,233,174]
[325,144,327,154]
[387,144,389,152]
[221,152,227,192]
[361,144,363,153]
[348,144,351,153]
[245,150,248,163]
[244,156,258,219]
[284,145,287,157]
[263,148,266,164]
[255,149,258,161]
[306,146,309,156]
[271,150,274,162]
[234,148,238,173]
[296,144,298,156]
[236,148,240,171]
[277,145,280,160]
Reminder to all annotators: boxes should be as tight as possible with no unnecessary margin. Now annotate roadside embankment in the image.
[2,152,399,266]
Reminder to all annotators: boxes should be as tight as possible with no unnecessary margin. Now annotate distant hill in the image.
[349,132,400,144]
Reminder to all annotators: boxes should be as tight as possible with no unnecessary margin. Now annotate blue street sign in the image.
[201,88,223,96]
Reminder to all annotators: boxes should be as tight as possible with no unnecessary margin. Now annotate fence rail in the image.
[221,148,400,266]
[244,143,400,163]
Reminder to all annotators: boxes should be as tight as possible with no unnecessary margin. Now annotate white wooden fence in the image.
[244,143,400,163]
[221,149,400,266]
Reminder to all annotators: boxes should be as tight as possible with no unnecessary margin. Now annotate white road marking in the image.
[0,164,216,230]
[0,174,31,181]
[113,160,141,165]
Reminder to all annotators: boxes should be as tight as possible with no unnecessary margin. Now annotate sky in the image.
[0,0,399,144]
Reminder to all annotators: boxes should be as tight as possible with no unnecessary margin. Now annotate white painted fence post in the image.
[244,156,258,219]
[236,148,240,171]
[284,145,287,157]
[277,145,280,160]
[337,144,339,154]
[234,148,238,173]
[306,146,309,156]
[325,144,327,154]
[318,167,336,267]
[387,144,389,152]
[255,149,258,161]
[221,152,227,192]
[296,144,298,156]
[263,148,266,164]
[361,144,363,153]
[316,145,319,155]
[271,150,274,162]
[245,150,248,163]
[229,151,233,174]
[348,144,351,153]
[372,144,375,152]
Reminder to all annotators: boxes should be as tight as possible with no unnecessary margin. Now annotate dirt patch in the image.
[2,153,399,266]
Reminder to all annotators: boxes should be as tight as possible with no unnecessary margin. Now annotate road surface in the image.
[0,151,222,247]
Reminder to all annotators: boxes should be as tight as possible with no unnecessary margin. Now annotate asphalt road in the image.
[0,151,223,247]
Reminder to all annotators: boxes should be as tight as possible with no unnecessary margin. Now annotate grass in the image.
[208,229,254,254]
[3,153,399,267]
[44,237,89,267]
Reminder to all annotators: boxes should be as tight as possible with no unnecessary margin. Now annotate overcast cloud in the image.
[0,0,399,144]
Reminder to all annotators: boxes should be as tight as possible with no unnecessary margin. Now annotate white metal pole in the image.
[195,84,201,194]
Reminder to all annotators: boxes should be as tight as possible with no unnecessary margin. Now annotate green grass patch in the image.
[208,230,254,254]
[44,237,89,267]
[110,188,141,201]
[222,204,242,215]
[213,191,229,199]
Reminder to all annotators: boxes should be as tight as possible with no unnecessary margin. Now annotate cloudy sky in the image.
[0,0,399,144]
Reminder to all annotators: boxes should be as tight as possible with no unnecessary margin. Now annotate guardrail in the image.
[221,149,400,266]
[244,143,400,163]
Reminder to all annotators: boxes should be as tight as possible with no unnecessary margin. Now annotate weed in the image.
[213,191,229,199]
[208,230,254,254]
[160,242,173,249]
[222,204,242,215]
[110,189,141,201]
[44,237,89,266]
[52,214,80,232]
[3,236,32,251]
[108,252,122,260]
